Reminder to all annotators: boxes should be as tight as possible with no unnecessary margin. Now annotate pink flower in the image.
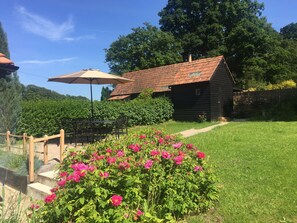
[44,193,56,203]
[57,179,66,187]
[194,166,203,172]
[150,150,160,156]
[136,209,144,216]
[128,144,141,152]
[90,152,105,161]
[186,144,194,150]
[111,195,123,206]
[172,142,183,149]
[50,187,58,193]
[88,165,95,172]
[118,161,131,170]
[173,155,184,165]
[197,151,205,159]
[59,171,68,178]
[68,172,81,182]
[71,163,89,171]
[139,134,146,139]
[100,172,109,178]
[30,204,40,210]
[117,150,125,157]
[155,130,162,135]
[107,157,117,164]
[144,160,153,169]
[165,135,172,140]
[106,148,113,154]
[162,151,171,159]
[158,138,164,144]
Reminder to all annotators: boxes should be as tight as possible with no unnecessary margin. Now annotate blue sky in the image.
[1,0,297,100]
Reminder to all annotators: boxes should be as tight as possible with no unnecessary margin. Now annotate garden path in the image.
[178,122,229,138]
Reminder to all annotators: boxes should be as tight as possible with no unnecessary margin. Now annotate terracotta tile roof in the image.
[111,55,225,96]
[108,95,130,100]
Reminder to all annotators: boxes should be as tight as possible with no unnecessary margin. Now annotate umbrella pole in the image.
[90,80,94,119]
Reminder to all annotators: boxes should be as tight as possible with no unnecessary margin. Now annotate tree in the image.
[158,0,288,87]
[100,86,112,101]
[0,22,22,133]
[280,23,297,40]
[105,23,183,74]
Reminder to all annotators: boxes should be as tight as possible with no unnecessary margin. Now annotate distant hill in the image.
[21,84,88,101]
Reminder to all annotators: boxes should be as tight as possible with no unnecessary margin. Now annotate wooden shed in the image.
[109,55,234,121]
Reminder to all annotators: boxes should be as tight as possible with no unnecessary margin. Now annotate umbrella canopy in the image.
[48,69,133,118]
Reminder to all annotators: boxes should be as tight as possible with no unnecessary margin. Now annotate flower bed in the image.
[32,129,219,222]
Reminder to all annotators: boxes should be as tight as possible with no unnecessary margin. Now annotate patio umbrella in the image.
[48,69,133,118]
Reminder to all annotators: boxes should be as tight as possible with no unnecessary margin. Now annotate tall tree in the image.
[280,23,297,40]
[158,0,284,87]
[105,23,183,74]
[100,86,112,101]
[0,22,22,133]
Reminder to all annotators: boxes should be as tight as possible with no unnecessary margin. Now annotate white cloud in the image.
[19,57,77,64]
[16,6,95,42]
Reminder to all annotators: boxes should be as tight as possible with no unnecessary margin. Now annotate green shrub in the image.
[18,98,174,136]
[32,129,219,222]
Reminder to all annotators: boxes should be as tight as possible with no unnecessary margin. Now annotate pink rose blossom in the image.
[107,157,117,164]
[88,165,95,172]
[197,151,205,159]
[59,171,68,178]
[50,187,58,193]
[128,144,141,152]
[136,209,144,216]
[44,193,56,203]
[172,142,183,149]
[118,161,131,170]
[117,150,125,157]
[144,160,153,169]
[150,150,160,156]
[106,148,113,154]
[139,134,146,139]
[100,172,109,178]
[186,144,194,150]
[173,155,184,165]
[111,195,123,206]
[57,179,66,187]
[30,204,40,210]
[162,151,171,159]
[194,166,203,172]
[158,137,164,144]
[71,163,89,171]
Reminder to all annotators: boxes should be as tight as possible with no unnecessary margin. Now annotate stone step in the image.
[27,182,52,201]
[36,170,58,188]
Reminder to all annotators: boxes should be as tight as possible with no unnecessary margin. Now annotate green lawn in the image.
[183,121,297,223]
[130,120,217,134]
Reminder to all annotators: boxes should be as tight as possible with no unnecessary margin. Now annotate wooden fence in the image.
[0,129,65,182]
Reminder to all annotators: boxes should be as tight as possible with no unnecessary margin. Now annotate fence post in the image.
[6,131,11,151]
[60,129,65,162]
[44,135,48,165]
[29,136,35,182]
[23,133,27,155]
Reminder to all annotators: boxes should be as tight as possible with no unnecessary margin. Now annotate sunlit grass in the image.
[184,121,297,223]
[130,120,218,134]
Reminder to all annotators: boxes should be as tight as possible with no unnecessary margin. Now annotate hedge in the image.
[17,97,173,136]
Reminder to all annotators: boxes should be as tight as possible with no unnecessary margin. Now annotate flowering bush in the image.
[33,129,219,222]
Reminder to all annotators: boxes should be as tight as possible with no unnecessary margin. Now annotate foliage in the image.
[18,97,173,136]
[136,88,154,100]
[0,74,22,133]
[32,129,219,222]
[280,22,297,40]
[0,150,43,176]
[247,79,297,91]
[185,122,297,222]
[22,84,88,101]
[100,86,112,101]
[0,185,24,223]
[0,22,22,133]
[105,23,183,74]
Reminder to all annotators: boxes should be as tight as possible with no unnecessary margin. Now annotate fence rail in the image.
[0,129,65,183]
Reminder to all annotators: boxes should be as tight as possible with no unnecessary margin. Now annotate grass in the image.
[182,121,297,223]
[130,120,217,134]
